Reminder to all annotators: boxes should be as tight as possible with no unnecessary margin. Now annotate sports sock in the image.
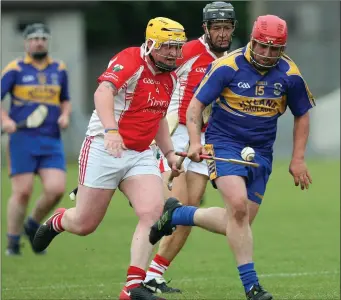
[238,262,259,292]
[125,266,146,289]
[25,216,40,231]
[51,210,65,233]
[171,206,197,226]
[7,234,20,247]
[145,254,170,282]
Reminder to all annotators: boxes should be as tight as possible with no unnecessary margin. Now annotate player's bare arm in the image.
[95,81,126,157]
[292,112,310,161]
[289,111,312,190]
[154,117,174,157]
[58,101,72,129]
[60,101,72,117]
[155,117,182,176]
[94,81,118,129]
[1,108,10,121]
[1,108,16,133]
[186,97,206,162]
[186,97,205,143]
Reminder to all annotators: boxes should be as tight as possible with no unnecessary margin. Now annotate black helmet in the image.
[203,2,236,53]
[23,23,51,40]
[203,2,236,23]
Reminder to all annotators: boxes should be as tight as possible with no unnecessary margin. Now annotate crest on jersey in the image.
[112,64,124,72]
[37,73,47,85]
[273,83,282,96]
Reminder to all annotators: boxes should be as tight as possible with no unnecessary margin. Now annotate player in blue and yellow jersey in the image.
[1,23,71,255]
[149,15,315,300]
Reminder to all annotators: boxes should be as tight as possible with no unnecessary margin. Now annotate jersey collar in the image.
[243,43,252,63]
[24,54,53,70]
[198,35,221,59]
[243,43,268,75]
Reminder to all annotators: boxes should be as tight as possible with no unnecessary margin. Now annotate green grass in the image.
[2,160,340,299]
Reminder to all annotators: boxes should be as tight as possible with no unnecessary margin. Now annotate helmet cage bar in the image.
[144,38,185,60]
[204,19,235,53]
[250,38,286,69]
[24,35,51,60]
[206,19,236,31]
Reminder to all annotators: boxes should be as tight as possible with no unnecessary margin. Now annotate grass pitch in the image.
[1,159,340,299]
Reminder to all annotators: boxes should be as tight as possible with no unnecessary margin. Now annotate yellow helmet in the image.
[145,17,187,49]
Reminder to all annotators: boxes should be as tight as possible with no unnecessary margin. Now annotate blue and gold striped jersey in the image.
[194,44,316,155]
[1,55,70,138]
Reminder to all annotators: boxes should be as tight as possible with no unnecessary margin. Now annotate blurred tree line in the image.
[85,1,250,50]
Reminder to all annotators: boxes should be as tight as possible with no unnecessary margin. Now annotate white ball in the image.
[241,147,255,161]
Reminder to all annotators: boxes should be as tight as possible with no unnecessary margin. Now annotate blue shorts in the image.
[205,144,272,204]
[7,132,66,177]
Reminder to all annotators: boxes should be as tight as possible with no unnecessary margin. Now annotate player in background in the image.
[149,15,315,300]
[144,2,237,294]
[33,17,186,300]
[1,23,71,256]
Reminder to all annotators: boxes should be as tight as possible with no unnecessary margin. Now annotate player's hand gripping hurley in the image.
[1,104,48,135]
[175,151,260,168]
[167,143,189,191]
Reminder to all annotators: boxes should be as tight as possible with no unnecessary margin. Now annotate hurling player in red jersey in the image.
[144,2,237,294]
[33,17,187,300]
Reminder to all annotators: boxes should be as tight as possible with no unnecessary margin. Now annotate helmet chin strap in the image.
[249,40,284,70]
[144,40,156,56]
[144,39,177,72]
[148,53,177,72]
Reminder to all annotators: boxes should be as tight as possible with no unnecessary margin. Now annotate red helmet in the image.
[250,15,288,69]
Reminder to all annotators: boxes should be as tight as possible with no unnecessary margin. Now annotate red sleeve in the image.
[170,71,178,95]
[97,48,140,90]
[176,45,192,68]
[175,40,201,74]
[176,56,186,68]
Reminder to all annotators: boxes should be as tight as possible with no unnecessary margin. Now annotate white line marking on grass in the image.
[175,270,340,282]
[3,270,339,291]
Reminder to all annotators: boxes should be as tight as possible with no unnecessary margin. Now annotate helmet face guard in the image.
[145,17,187,72]
[202,2,237,53]
[250,39,286,69]
[249,15,288,70]
[146,40,185,72]
[23,23,51,60]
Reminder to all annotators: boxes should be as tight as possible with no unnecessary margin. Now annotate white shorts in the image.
[159,124,208,177]
[78,136,161,189]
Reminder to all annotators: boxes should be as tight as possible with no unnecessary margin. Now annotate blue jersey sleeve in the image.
[60,70,70,102]
[1,70,17,100]
[287,75,315,117]
[194,64,235,106]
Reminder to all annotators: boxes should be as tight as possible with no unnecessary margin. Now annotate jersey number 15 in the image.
[255,86,264,96]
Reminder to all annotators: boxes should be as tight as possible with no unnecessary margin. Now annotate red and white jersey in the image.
[169,35,224,126]
[86,45,176,152]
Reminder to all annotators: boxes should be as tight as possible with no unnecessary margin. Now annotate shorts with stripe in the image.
[78,136,161,189]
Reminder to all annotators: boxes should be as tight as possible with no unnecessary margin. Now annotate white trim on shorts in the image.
[78,136,161,189]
